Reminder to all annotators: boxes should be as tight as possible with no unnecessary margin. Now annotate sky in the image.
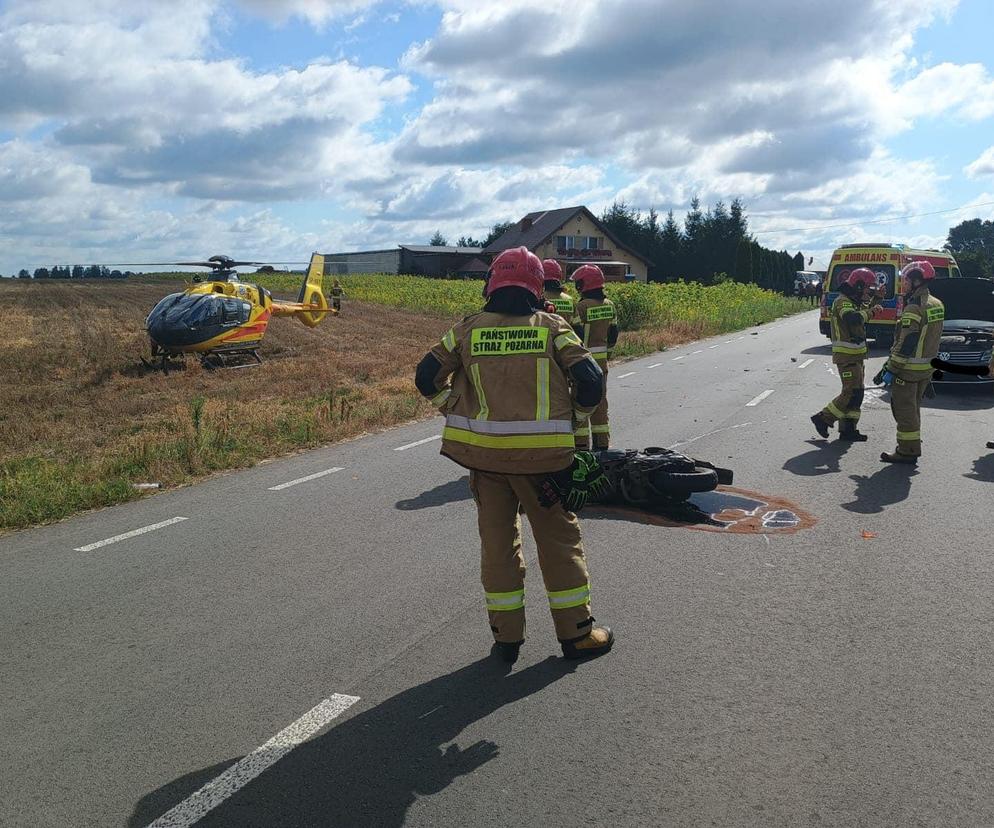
[2,0,994,275]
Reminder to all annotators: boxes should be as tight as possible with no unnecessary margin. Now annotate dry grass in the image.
[0,277,807,531]
[0,279,438,530]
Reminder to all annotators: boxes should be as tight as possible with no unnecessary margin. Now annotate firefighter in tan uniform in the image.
[542,259,574,319]
[415,246,614,663]
[874,260,945,464]
[571,264,618,450]
[810,268,881,441]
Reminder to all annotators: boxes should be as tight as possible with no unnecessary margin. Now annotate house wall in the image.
[531,212,648,281]
[322,250,402,275]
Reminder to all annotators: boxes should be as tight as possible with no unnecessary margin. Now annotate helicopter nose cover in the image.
[146,293,225,347]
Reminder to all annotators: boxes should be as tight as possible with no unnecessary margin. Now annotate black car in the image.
[927,277,994,386]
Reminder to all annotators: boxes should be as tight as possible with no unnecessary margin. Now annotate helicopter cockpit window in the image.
[220,298,250,324]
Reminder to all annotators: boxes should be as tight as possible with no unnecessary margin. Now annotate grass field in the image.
[0,275,808,531]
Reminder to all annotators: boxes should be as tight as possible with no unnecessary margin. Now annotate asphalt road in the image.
[2,310,993,828]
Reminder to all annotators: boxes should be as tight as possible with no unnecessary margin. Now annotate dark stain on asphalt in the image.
[587,486,816,534]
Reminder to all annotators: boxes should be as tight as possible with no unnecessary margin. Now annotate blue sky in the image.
[1,0,993,274]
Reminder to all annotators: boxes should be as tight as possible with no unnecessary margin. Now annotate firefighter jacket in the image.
[829,294,874,364]
[425,311,598,475]
[544,287,574,319]
[573,298,616,367]
[888,286,945,382]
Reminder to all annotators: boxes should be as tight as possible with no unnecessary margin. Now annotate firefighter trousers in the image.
[822,361,864,424]
[576,368,609,450]
[890,376,929,457]
[469,470,593,644]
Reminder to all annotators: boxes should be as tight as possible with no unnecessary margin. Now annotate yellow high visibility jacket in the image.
[888,286,945,381]
[829,294,873,364]
[573,297,616,369]
[426,311,597,474]
[544,288,574,319]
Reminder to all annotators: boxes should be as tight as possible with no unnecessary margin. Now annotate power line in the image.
[752,199,994,237]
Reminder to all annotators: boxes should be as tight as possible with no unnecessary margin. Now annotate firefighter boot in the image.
[987,441,994,450]
[490,640,523,664]
[810,413,832,439]
[838,420,868,442]
[880,451,918,465]
[561,624,614,660]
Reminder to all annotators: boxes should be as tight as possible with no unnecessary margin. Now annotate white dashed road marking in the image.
[691,350,703,355]
[746,389,775,407]
[672,355,686,361]
[709,344,720,349]
[617,371,637,379]
[145,694,361,828]
[648,362,663,368]
[268,467,344,491]
[798,358,814,368]
[74,517,188,553]
[394,434,442,451]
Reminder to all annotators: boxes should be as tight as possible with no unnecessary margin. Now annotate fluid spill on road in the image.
[588,486,816,534]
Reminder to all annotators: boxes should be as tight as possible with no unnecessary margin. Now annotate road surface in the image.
[2,310,992,827]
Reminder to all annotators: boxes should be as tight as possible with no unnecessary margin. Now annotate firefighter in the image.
[329,278,345,314]
[874,260,945,464]
[571,264,618,450]
[810,268,881,441]
[414,246,614,663]
[542,258,574,318]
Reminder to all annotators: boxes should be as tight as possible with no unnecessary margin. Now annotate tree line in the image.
[945,218,994,279]
[6,265,131,279]
[600,198,804,292]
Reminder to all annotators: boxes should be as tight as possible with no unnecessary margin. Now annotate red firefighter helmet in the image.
[900,260,936,282]
[846,268,877,290]
[485,247,544,299]
[542,258,563,282]
[572,264,605,292]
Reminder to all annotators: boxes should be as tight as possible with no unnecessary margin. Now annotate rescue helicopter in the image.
[124,254,334,369]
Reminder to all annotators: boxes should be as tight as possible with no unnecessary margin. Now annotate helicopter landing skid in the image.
[140,352,186,374]
[200,350,263,370]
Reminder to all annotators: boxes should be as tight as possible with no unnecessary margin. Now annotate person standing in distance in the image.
[875,260,945,464]
[571,264,618,450]
[414,246,614,663]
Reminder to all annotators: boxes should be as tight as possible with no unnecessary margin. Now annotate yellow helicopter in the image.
[133,253,335,369]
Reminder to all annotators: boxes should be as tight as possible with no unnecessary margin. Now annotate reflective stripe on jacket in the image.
[830,295,870,363]
[888,286,945,380]
[573,298,615,364]
[426,310,596,474]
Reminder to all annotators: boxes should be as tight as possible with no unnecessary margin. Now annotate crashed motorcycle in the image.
[540,447,733,512]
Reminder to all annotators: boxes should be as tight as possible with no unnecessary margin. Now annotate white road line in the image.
[672,355,686,361]
[746,389,775,407]
[798,358,814,368]
[146,694,360,828]
[691,350,703,355]
[617,371,637,379]
[394,434,442,451]
[735,336,746,341]
[668,422,753,450]
[709,344,720,349]
[648,362,663,368]
[74,517,188,553]
[725,340,735,344]
[268,467,344,491]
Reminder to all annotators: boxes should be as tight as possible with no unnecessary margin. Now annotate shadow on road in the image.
[782,439,854,476]
[129,656,577,828]
[923,384,994,411]
[841,464,918,514]
[965,450,994,482]
[396,475,471,510]
[800,343,832,355]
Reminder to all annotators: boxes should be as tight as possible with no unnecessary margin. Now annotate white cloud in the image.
[235,0,381,26]
[965,147,994,178]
